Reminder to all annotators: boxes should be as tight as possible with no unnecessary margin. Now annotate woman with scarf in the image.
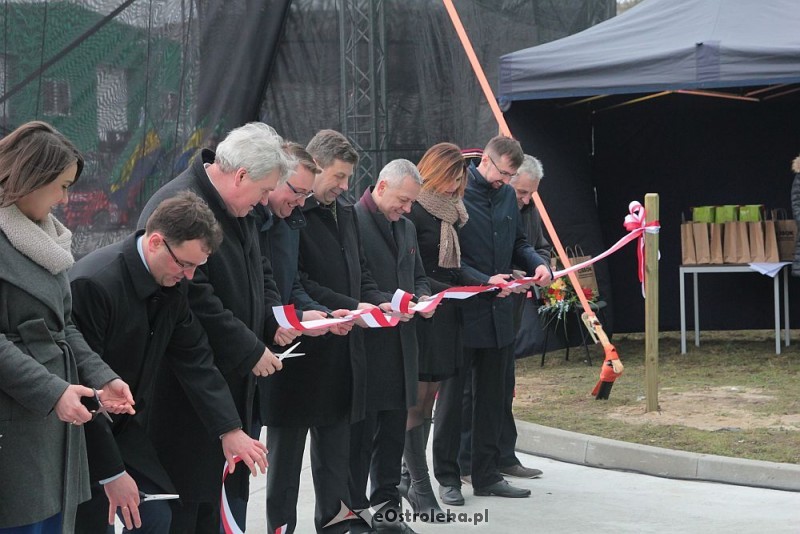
[0,121,134,534]
[399,142,479,520]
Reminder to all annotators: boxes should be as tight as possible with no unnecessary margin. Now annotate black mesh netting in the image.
[0,0,613,257]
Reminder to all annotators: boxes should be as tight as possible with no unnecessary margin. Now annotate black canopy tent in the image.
[498,0,800,333]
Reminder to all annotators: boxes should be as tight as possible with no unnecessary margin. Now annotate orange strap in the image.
[442,0,595,319]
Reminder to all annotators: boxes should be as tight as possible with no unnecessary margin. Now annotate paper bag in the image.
[772,209,797,261]
[763,220,780,263]
[692,223,711,264]
[748,221,766,262]
[709,223,724,264]
[562,246,599,297]
[681,218,697,265]
[723,221,751,263]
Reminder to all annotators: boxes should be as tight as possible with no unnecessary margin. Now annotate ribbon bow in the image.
[623,201,660,297]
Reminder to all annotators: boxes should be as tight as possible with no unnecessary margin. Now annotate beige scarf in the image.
[416,189,469,268]
[0,203,74,274]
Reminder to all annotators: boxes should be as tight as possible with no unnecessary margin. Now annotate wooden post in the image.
[645,193,660,412]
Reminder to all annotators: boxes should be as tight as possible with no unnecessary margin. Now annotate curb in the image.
[515,420,800,492]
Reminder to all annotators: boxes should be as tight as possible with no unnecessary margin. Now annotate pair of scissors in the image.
[139,491,180,502]
[80,388,113,423]
[277,342,305,361]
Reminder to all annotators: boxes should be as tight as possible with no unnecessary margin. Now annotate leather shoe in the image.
[438,484,465,506]
[374,521,417,533]
[499,464,543,479]
[473,479,531,498]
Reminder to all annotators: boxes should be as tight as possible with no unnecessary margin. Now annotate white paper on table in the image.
[748,262,791,278]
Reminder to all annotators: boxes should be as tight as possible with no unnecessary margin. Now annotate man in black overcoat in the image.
[136,122,297,533]
[260,130,390,534]
[352,160,431,533]
[458,154,551,486]
[72,193,267,533]
[433,136,551,505]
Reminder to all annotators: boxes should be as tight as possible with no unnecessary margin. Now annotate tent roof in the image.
[499,0,800,101]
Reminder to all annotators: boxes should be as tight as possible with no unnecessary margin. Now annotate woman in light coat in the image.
[0,121,134,534]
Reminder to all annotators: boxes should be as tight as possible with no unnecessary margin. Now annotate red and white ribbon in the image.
[622,200,660,297]
[221,456,288,534]
[221,457,244,534]
[550,201,660,296]
[359,308,401,328]
[272,304,357,331]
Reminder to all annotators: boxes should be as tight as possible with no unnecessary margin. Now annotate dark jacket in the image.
[459,164,550,348]
[407,202,481,379]
[354,188,429,409]
[254,204,326,312]
[69,232,242,492]
[519,203,552,266]
[791,156,800,276]
[135,149,281,502]
[261,197,388,427]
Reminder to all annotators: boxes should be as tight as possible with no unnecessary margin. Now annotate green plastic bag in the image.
[715,205,739,223]
[738,204,763,222]
[692,206,715,223]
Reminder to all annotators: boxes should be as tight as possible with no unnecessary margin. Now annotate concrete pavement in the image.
[241,423,800,533]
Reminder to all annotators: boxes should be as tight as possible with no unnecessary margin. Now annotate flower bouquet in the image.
[538,277,597,321]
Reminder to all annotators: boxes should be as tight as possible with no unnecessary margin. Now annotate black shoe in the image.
[373,521,417,533]
[372,504,417,533]
[349,522,377,534]
[407,483,444,522]
[499,464,543,479]
[473,479,531,498]
[438,484,465,506]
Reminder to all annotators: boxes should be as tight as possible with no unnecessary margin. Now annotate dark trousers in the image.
[0,513,61,534]
[266,420,351,534]
[458,347,520,474]
[75,469,172,534]
[169,502,218,534]
[433,344,509,489]
[348,409,408,510]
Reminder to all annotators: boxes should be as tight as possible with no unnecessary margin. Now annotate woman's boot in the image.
[404,423,445,522]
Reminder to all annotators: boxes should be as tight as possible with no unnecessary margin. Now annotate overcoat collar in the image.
[122,231,162,301]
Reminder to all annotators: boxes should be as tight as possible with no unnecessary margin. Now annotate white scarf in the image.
[0,203,74,274]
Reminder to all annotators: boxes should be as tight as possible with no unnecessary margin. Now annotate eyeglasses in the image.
[285,181,314,200]
[163,239,206,270]
[488,155,518,179]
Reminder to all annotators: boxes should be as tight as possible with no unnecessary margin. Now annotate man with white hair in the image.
[137,122,298,533]
[350,159,431,533]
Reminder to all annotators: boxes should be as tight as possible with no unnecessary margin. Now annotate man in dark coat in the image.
[458,154,551,487]
[253,142,355,424]
[260,130,390,534]
[351,160,431,533]
[136,122,297,533]
[433,136,551,504]
[71,192,267,533]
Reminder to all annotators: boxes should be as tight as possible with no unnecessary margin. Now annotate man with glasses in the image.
[261,130,391,534]
[433,136,551,505]
[71,192,268,533]
[136,122,298,533]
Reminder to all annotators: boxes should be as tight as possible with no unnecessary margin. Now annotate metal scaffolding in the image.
[338,0,388,201]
